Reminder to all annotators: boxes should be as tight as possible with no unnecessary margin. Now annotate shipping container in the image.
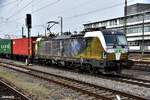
[13,37,37,56]
[0,39,12,54]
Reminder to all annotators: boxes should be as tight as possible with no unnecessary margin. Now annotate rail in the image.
[0,78,31,100]
[0,62,147,100]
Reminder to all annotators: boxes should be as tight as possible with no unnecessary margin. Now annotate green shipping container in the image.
[0,39,12,54]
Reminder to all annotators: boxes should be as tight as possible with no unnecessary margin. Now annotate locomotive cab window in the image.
[116,35,127,46]
[103,30,127,46]
[103,34,114,46]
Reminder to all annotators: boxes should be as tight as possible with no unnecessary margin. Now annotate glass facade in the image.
[84,13,150,29]
[109,20,118,26]
[127,26,150,34]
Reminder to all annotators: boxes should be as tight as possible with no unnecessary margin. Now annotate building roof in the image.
[83,3,150,26]
[127,3,150,15]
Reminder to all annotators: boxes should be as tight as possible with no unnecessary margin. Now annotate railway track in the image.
[3,60,150,88]
[0,78,31,100]
[101,74,150,88]
[0,62,147,100]
[129,60,150,71]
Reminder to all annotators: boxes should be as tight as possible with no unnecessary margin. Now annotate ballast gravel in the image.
[123,69,150,80]
[28,64,150,99]
[0,67,91,100]
[1,58,150,99]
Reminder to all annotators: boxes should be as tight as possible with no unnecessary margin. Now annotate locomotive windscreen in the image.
[103,31,127,46]
[116,34,127,46]
[103,34,114,46]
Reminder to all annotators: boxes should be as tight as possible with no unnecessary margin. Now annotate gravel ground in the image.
[0,66,92,100]
[123,69,150,80]
[27,64,150,99]
[1,58,150,99]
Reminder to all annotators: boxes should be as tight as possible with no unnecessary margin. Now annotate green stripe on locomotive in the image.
[0,39,12,54]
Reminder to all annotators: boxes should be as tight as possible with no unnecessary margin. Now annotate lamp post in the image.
[124,0,127,35]
[141,12,145,59]
[22,26,24,38]
[26,14,32,65]
[58,16,63,35]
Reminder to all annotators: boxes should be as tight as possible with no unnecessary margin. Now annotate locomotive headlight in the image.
[103,51,107,59]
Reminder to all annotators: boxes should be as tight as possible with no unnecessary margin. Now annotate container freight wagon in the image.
[12,37,37,61]
[0,39,12,58]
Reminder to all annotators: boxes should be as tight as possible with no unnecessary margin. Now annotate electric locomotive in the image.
[35,29,129,74]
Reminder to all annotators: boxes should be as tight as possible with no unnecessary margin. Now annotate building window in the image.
[109,20,117,26]
[126,26,150,34]
[136,15,142,21]
[119,19,124,25]
[144,14,150,21]
[145,26,150,32]
[101,21,107,26]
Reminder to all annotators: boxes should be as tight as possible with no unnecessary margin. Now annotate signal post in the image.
[25,14,32,65]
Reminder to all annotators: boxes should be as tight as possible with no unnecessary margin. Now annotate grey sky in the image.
[0,0,150,38]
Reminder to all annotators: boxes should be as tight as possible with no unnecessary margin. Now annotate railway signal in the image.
[25,14,32,65]
[26,14,32,28]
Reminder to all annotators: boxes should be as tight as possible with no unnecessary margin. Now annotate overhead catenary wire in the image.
[1,0,136,35]
[6,0,61,22]
[8,0,129,24]
[31,0,61,13]
[42,0,101,21]
[0,0,61,35]
[0,0,17,8]
[6,0,35,20]
[2,0,24,17]
[55,0,100,14]
[64,0,135,20]
[30,0,136,31]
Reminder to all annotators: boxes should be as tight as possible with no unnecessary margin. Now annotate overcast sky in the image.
[0,0,150,38]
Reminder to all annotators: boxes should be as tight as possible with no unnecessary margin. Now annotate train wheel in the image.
[116,65,122,74]
[74,65,81,72]
[86,64,94,74]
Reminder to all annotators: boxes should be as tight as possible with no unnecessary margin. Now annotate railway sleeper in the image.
[119,97,130,100]
[106,94,116,98]
[100,92,113,96]
[94,90,107,94]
